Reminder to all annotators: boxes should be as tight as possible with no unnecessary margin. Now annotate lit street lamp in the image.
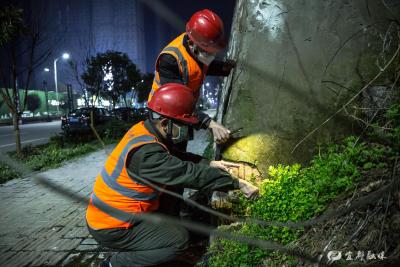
[43,68,51,120]
[54,53,70,113]
[42,80,51,121]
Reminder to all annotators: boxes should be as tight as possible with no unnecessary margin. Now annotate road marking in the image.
[0,138,48,148]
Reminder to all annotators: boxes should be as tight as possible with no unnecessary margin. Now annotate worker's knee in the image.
[172,228,190,251]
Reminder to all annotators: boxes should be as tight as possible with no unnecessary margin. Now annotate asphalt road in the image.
[0,121,62,152]
[0,109,217,153]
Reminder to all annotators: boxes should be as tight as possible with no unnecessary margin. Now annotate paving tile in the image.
[10,237,33,251]
[81,238,98,245]
[30,251,69,266]
[75,244,101,252]
[0,250,16,261]
[36,236,82,251]
[4,251,37,267]
[60,252,82,266]
[63,226,90,238]
[0,143,208,266]
[0,245,11,253]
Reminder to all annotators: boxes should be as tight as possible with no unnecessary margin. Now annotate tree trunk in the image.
[12,110,22,157]
[11,58,22,156]
[218,0,395,173]
[130,91,135,107]
[123,95,128,107]
[83,89,89,107]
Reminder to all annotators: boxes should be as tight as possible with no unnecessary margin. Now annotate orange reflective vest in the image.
[149,33,208,102]
[86,121,167,230]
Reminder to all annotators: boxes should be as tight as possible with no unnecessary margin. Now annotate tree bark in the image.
[12,110,22,156]
[123,95,128,107]
[11,44,22,156]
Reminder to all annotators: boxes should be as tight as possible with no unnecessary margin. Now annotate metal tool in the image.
[229,127,243,136]
[214,127,244,160]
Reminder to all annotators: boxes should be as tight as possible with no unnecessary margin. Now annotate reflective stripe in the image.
[91,193,135,224]
[100,135,159,201]
[101,169,157,200]
[149,79,160,97]
[149,89,155,97]
[126,171,151,186]
[163,47,189,85]
[113,135,154,178]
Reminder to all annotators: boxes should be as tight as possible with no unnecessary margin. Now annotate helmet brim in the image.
[196,36,227,54]
[177,116,199,125]
[148,107,199,125]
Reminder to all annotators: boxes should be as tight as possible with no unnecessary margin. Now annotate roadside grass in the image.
[0,162,20,184]
[0,119,132,184]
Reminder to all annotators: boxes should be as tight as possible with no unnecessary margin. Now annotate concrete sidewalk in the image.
[0,149,110,267]
[0,129,210,267]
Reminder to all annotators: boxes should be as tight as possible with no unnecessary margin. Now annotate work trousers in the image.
[88,190,189,267]
[88,221,189,267]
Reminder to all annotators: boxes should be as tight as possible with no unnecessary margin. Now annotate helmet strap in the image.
[167,119,174,140]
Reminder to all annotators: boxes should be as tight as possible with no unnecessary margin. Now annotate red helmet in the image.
[186,9,227,53]
[147,83,199,125]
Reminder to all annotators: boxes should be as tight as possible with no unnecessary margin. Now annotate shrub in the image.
[24,142,100,171]
[97,119,132,141]
[0,162,20,184]
[62,119,132,144]
[208,137,368,267]
[4,120,130,182]
[49,134,65,147]
[10,139,101,172]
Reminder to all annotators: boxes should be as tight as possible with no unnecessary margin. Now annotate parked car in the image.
[112,107,137,122]
[61,107,112,134]
[134,107,149,121]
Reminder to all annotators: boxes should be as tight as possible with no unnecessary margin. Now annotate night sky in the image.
[0,0,237,92]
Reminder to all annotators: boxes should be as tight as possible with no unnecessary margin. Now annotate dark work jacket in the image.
[125,120,239,194]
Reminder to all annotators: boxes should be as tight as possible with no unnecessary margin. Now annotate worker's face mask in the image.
[167,120,194,145]
[192,45,216,66]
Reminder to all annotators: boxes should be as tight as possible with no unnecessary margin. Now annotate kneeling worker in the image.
[86,83,258,267]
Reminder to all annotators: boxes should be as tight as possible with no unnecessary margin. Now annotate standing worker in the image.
[149,9,236,145]
[86,83,258,267]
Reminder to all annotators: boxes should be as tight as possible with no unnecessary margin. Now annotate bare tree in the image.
[69,60,90,107]
[67,36,98,108]
[0,5,52,156]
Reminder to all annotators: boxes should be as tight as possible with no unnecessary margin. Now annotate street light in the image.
[54,52,70,113]
[43,68,52,120]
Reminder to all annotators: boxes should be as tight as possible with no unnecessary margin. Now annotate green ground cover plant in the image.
[207,132,393,266]
[15,140,101,172]
[207,102,400,266]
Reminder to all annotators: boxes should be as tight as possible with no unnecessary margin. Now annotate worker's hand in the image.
[210,160,240,173]
[209,120,230,144]
[222,59,236,73]
[238,179,259,200]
